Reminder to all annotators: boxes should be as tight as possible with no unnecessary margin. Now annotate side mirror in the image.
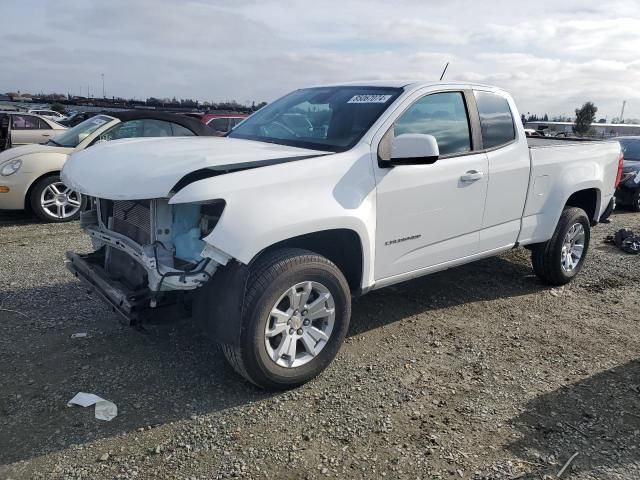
[389,134,439,166]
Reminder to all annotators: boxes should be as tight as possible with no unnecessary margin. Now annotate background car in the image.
[0,111,214,222]
[182,112,204,120]
[28,109,68,123]
[614,136,640,211]
[6,112,67,146]
[57,111,101,127]
[201,113,248,135]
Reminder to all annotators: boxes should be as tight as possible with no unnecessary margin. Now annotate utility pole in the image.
[101,73,105,98]
[620,100,626,124]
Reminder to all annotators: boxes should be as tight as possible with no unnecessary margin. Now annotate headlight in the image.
[1,159,22,176]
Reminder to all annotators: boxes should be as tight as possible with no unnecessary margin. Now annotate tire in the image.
[531,207,591,286]
[632,191,640,213]
[29,174,86,223]
[222,248,351,390]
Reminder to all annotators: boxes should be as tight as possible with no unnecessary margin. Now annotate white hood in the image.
[0,143,73,163]
[61,136,329,200]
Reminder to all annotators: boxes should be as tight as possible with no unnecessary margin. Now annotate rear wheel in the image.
[531,207,590,286]
[222,248,351,390]
[29,174,85,222]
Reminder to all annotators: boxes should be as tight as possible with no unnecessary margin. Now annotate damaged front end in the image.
[66,197,230,323]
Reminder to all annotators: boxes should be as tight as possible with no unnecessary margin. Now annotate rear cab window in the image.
[474,91,516,149]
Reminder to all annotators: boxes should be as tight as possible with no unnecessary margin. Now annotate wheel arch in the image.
[24,170,61,211]
[564,187,601,224]
[255,228,365,293]
[193,230,364,349]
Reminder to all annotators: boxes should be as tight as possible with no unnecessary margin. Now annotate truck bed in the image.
[517,136,621,247]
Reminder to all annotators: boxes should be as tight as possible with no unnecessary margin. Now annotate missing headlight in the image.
[199,200,226,237]
[172,200,226,264]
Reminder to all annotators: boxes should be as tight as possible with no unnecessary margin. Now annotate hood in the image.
[61,136,330,200]
[0,143,73,163]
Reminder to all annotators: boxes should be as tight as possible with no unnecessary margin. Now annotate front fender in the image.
[169,146,377,289]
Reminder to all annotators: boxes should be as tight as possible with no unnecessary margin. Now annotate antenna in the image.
[439,62,449,81]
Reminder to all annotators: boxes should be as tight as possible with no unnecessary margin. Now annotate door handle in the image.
[42,134,51,137]
[460,170,484,182]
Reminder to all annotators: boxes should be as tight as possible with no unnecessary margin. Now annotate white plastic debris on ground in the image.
[67,392,118,421]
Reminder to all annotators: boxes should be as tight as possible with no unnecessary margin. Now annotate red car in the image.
[201,113,248,135]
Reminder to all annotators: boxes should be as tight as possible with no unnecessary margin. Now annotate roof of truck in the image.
[309,80,502,91]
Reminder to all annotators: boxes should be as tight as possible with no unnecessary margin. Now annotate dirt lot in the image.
[1,208,640,480]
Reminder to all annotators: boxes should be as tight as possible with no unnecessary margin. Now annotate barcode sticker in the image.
[347,94,393,104]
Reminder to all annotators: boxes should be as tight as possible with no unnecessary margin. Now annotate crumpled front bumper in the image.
[83,224,217,291]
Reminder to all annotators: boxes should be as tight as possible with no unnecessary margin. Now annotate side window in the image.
[393,92,471,156]
[474,91,516,149]
[38,118,51,129]
[98,120,144,141]
[141,119,173,137]
[209,117,230,133]
[12,115,40,130]
[170,123,195,136]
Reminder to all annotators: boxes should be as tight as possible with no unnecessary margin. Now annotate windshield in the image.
[228,86,402,152]
[619,138,640,161]
[50,115,114,147]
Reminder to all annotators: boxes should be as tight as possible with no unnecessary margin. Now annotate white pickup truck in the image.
[62,81,622,389]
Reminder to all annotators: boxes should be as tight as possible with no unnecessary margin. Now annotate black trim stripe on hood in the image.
[170,153,329,194]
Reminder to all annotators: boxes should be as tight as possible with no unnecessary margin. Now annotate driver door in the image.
[374,90,489,281]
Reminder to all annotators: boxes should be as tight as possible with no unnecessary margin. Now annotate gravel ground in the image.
[1,208,640,480]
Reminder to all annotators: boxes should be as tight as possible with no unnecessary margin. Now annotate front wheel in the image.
[222,248,351,390]
[531,207,591,286]
[29,174,85,222]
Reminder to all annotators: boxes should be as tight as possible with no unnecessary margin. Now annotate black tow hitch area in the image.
[66,249,152,325]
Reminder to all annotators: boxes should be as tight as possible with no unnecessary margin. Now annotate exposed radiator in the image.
[101,199,152,245]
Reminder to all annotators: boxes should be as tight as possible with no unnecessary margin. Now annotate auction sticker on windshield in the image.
[347,94,393,104]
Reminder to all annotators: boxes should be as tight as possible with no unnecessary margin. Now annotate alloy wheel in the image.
[560,223,585,272]
[40,181,82,220]
[264,281,335,368]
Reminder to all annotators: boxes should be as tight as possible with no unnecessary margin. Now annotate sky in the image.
[1,0,639,120]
